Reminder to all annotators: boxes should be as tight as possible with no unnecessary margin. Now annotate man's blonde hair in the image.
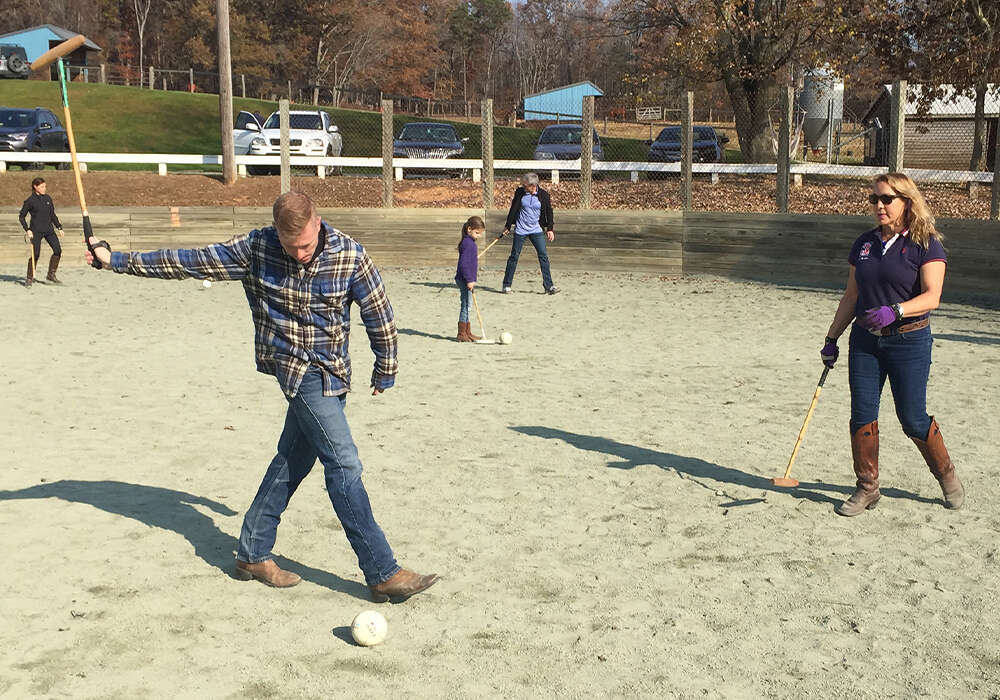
[273,191,316,236]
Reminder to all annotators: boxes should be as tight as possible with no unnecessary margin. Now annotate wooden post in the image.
[287,80,292,103]
[992,130,1000,220]
[580,95,594,209]
[100,63,106,84]
[189,68,194,91]
[681,91,693,211]
[313,87,319,105]
[148,65,154,89]
[241,74,246,98]
[217,0,236,185]
[279,99,291,194]
[777,86,793,213]
[162,77,166,90]
[888,80,906,172]
[482,98,494,210]
[382,99,394,208]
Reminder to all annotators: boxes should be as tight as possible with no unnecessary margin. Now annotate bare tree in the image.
[133,0,152,87]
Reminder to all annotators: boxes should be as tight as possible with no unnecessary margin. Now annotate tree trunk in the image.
[723,73,776,163]
[970,77,989,171]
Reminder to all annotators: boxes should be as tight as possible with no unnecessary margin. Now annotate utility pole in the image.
[217,0,236,184]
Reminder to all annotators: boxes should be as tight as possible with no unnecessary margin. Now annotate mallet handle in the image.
[780,366,830,480]
[471,291,487,338]
[478,235,503,259]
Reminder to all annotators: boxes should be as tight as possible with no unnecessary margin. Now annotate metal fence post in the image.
[777,86,793,213]
[279,99,290,194]
[888,80,906,172]
[482,98,494,211]
[992,131,1000,220]
[681,91,693,211]
[580,96,594,209]
[382,99,394,208]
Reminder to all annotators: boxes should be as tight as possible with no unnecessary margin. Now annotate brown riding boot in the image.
[467,322,481,341]
[233,559,302,587]
[456,321,474,342]
[46,255,62,284]
[369,568,440,603]
[911,417,965,509]
[25,259,34,287]
[836,420,881,516]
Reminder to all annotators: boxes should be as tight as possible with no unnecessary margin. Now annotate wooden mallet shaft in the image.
[773,366,831,487]
[471,290,487,339]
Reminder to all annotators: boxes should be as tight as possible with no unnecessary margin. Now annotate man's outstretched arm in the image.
[87,234,252,281]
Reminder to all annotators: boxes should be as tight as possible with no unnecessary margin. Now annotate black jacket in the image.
[504,186,553,233]
[19,193,62,234]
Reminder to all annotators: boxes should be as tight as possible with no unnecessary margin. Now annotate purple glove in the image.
[860,306,897,331]
[821,337,839,368]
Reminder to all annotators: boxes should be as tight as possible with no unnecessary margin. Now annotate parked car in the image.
[533,125,603,161]
[393,122,469,177]
[646,125,729,163]
[0,45,30,79]
[0,106,70,169]
[233,109,343,175]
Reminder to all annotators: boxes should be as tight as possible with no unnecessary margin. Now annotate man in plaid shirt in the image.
[86,191,439,603]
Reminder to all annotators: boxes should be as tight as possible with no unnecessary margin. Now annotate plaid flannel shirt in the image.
[109,222,398,397]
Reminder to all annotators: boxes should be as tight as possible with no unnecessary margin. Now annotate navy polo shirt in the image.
[849,227,947,323]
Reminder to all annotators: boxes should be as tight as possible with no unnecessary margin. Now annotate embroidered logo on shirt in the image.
[859,242,872,261]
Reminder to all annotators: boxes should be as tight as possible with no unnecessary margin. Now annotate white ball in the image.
[202,279,212,289]
[500,331,513,345]
[351,610,388,647]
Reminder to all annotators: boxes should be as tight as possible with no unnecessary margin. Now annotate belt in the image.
[876,318,929,336]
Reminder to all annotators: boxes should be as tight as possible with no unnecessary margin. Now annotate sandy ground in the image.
[1,259,999,698]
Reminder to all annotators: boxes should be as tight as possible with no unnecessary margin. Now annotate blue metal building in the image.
[523,81,604,121]
[0,24,102,71]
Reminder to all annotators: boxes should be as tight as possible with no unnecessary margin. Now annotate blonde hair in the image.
[874,173,941,248]
[272,191,316,237]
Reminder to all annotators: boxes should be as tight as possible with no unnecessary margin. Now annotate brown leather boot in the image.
[46,254,62,284]
[369,568,440,603]
[911,417,964,509]
[25,259,34,288]
[836,420,881,516]
[467,322,482,341]
[233,559,302,587]
[456,321,474,342]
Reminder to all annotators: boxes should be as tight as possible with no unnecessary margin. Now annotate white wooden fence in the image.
[0,151,995,184]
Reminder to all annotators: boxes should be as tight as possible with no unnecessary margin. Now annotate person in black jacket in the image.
[500,172,559,294]
[19,177,64,287]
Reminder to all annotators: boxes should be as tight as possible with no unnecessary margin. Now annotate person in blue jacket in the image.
[455,215,485,341]
[821,173,964,517]
[500,172,559,295]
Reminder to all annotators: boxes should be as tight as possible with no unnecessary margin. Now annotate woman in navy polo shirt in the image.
[820,173,964,517]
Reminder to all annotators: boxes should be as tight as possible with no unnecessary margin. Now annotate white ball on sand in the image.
[202,279,212,289]
[499,331,513,345]
[351,610,388,647]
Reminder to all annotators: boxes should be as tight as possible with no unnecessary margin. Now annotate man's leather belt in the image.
[877,318,929,336]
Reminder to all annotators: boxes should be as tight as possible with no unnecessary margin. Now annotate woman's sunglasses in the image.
[868,193,906,205]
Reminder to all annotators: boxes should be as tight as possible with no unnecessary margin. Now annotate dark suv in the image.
[0,107,71,169]
[647,125,729,163]
[0,45,30,79]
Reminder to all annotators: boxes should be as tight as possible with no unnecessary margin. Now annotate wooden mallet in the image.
[29,35,86,73]
[478,232,506,259]
[773,365,831,487]
[470,291,494,343]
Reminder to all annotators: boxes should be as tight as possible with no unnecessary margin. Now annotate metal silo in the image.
[800,68,844,150]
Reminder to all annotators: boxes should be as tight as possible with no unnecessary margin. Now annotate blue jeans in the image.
[503,232,554,290]
[848,324,933,438]
[457,280,470,322]
[237,370,399,586]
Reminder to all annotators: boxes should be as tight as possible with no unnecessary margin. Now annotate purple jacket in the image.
[455,235,478,284]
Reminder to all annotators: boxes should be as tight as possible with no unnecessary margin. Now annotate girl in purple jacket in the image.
[455,215,485,342]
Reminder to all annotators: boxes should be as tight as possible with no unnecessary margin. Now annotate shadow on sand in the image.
[510,426,939,508]
[0,479,370,599]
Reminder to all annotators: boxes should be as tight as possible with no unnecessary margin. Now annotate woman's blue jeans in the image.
[502,232,553,290]
[237,371,399,586]
[848,324,933,439]
[457,281,471,322]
